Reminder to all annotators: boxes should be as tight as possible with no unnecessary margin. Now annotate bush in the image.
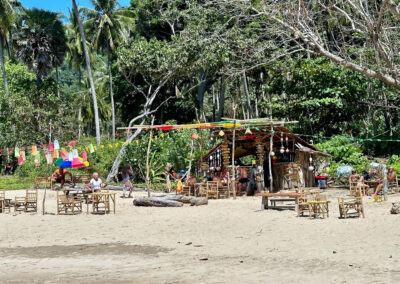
[316,135,369,175]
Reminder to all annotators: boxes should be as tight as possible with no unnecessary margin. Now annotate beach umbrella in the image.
[71,158,85,168]
[60,160,72,168]
[54,158,63,167]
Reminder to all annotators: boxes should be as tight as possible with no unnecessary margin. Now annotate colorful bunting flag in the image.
[32,145,38,156]
[15,147,20,157]
[54,140,60,150]
[89,144,95,153]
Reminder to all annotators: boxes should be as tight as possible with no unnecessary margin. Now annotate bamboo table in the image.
[255,192,302,212]
[90,192,116,214]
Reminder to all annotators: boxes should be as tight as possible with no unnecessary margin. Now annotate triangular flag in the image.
[89,144,95,153]
[49,142,54,152]
[82,151,87,161]
[15,147,20,157]
[52,149,59,159]
[61,150,68,161]
[45,152,53,164]
[54,140,60,150]
[32,145,38,156]
[72,149,79,158]
[68,152,73,161]
[18,156,23,165]
[20,150,26,161]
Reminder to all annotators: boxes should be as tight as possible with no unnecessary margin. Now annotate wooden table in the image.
[90,192,116,214]
[255,192,302,212]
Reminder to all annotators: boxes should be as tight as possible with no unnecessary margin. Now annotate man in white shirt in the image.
[86,172,104,192]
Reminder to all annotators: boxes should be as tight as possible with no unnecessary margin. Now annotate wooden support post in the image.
[269,126,274,193]
[145,116,155,198]
[231,104,237,199]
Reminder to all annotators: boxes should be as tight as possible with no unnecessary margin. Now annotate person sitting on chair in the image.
[51,167,72,190]
[236,166,249,196]
[86,172,104,192]
[4,163,12,175]
[185,173,197,195]
[220,169,230,186]
[372,167,396,197]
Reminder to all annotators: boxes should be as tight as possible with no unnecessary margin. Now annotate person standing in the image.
[122,165,134,198]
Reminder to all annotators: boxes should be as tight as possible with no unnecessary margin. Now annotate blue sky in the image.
[20,0,131,17]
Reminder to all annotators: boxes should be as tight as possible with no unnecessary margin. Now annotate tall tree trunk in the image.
[197,68,206,112]
[78,68,82,140]
[107,44,116,141]
[217,75,225,121]
[0,35,9,96]
[212,85,216,122]
[242,70,253,119]
[56,66,61,136]
[72,0,101,146]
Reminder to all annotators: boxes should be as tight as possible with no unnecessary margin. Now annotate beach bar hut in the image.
[199,126,329,192]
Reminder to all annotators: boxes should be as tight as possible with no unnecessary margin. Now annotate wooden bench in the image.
[256,192,301,212]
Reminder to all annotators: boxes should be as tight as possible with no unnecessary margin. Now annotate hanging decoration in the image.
[49,142,54,152]
[54,140,60,150]
[280,133,285,154]
[31,145,38,156]
[219,130,225,136]
[285,136,290,153]
[15,147,20,158]
[34,153,41,166]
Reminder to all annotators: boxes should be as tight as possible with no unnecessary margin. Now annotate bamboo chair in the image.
[218,181,230,199]
[349,175,360,195]
[297,192,312,217]
[308,194,330,219]
[177,186,190,196]
[35,177,51,189]
[388,176,399,194]
[57,191,82,215]
[0,190,11,213]
[206,181,219,199]
[338,187,365,219]
[15,189,38,212]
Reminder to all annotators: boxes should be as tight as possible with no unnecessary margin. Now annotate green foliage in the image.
[122,123,213,183]
[388,155,400,173]
[316,135,369,175]
[0,176,34,190]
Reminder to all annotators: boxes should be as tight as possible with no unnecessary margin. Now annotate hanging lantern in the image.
[280,146,285,154]
[219,130,225,136]
[309,157,313,162]
[270,151,275,156]
[308,165,314,171]
[245,128,252,135]
[285,148,290,153]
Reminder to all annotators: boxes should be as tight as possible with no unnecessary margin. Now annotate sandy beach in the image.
[0,189,399,283]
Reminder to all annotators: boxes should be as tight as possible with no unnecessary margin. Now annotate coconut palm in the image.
[13,8,67,90]
[83,0,135,140]
[72,0,101,145]
[0,0,21,95]
[66,7,96,139]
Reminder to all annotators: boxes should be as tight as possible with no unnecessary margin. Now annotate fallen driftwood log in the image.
[391,202,400,214]
[133,195,208,207]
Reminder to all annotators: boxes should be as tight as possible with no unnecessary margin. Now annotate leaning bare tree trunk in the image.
[107,46,116,141]
[0,35,9,96]
[146,116,155,198]
[72,0,101,146]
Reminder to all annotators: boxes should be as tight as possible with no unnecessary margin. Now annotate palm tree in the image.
[66,8,96,139]
[0,0,21,95]
[83,0,135,140]
[13,8,67,90]
[72,0,101,146]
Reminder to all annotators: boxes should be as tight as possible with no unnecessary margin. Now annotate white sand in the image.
[0,189,399,283]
